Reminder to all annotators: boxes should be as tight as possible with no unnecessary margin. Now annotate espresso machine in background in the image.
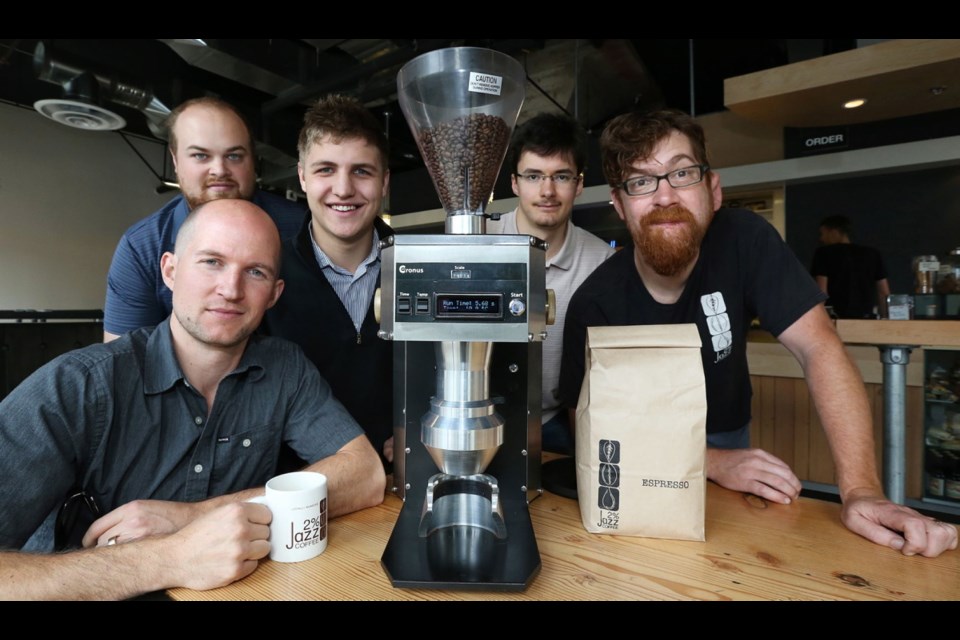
[377,47,553,590]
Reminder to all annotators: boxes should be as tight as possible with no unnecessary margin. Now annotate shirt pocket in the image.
[211,423,281,491]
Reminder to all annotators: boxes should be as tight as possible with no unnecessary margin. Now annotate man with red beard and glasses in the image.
[103,97,305,342]
[560,109,957,558]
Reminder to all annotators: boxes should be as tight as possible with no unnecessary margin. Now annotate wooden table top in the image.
[168,482,960,601]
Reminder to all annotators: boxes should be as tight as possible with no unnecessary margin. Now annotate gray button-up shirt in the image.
[0,319,362,549]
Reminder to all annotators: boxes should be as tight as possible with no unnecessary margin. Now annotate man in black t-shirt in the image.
[811,215,890,318]
[561,109,956,558]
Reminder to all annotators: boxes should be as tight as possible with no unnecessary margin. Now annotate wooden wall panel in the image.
[905,386,924,498]
[772,377,797,469]
[749,373,924,499]
[791,378,811,484]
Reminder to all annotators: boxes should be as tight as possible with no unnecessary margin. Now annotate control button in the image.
[416,295,430,315]
[397,295,412,315]
[509,298,526,317]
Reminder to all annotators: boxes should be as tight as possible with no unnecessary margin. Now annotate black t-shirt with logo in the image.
[560,208,826,434]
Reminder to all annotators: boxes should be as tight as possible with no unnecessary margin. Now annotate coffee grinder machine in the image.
[378,47,552,590]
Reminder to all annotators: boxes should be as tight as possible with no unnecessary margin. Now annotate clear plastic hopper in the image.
[397,47,525,233]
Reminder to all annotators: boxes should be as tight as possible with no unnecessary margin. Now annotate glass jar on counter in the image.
[936,248,960,294]
[914,255,940,294]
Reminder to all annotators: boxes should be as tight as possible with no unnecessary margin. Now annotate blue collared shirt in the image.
[0,318,361,550]
[104,191,306,335]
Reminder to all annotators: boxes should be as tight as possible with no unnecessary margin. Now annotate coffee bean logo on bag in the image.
[597,439,620,529]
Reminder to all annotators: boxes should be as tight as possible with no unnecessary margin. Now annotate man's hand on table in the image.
[841,488,959,558]
[706,448,802,505]
[162,502,272,591]
[82,499,204,547]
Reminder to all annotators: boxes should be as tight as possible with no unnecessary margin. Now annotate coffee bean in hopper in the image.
[417,113,511,213]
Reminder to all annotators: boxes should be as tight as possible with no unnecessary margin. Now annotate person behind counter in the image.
[811,214,891,319]
[560,108,957,558]
[0,200,385,600]
[486,113,614,454]
[103,96,305,341]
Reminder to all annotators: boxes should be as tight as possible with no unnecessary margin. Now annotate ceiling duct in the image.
[32,41,171,136]
[158,39,299,97]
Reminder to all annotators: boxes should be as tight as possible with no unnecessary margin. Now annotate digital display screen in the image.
[436,294,502,318]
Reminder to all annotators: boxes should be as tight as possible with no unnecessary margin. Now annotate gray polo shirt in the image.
[0,319,362,550]
[487,209,614,422]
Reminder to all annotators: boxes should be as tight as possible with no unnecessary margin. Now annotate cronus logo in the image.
[398,265,424,274]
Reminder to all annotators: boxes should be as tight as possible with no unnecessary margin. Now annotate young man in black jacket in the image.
[261,95,394,466]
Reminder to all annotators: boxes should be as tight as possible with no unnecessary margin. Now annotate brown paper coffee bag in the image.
[575,324,706,541]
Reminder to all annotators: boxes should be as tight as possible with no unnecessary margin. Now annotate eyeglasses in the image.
[54,490,101,551]
[514,172,581,187]
[620,164,709,196]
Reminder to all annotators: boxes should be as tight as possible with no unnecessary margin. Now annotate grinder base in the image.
[381,486,540,590]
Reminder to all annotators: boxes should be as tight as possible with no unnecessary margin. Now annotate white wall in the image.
[0,101,172,309]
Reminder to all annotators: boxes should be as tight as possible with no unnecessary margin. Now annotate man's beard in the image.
[632,205,707,277]
[182,181,255,210]
[172,307,252,351]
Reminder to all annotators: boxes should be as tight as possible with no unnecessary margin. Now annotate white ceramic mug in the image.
[248,471,328,563]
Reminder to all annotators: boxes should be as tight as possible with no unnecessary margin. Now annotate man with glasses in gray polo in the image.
[560,108,957,558]
[487,113,614,455]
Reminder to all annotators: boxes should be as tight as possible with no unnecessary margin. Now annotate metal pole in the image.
[880,346,912,504]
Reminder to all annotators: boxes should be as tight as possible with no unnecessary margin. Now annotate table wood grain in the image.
[168,482,959,601]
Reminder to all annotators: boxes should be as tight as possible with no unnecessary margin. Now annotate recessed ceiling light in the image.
[843,99,866,109]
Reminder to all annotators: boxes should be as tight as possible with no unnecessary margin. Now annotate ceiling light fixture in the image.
[843,99,866,109]
[33,99,126,131]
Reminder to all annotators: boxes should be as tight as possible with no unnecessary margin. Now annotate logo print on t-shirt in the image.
[701,292,732,363]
